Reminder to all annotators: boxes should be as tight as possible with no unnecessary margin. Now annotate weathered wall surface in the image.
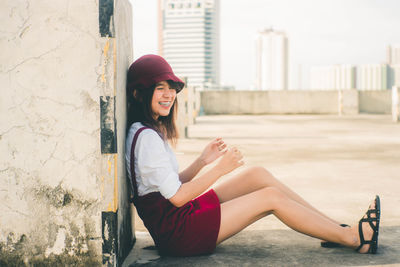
[338,89,359,115]
[201,90,340,114]
[359,90,392,114]
[201,90,392,115]
[0,0,132,266]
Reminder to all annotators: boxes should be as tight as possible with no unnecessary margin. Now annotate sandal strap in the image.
[359,217,378,231]
[356,219,365,252]
[366,209,378,217]
[356,197,380,253]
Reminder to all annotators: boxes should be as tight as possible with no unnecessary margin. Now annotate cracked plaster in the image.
[1,0,134,264]
[0,0,119,263]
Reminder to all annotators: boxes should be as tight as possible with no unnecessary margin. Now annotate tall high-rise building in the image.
[255,28,288,90]
[158,0,220,89]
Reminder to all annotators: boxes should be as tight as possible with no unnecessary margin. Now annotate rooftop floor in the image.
[123,114,400,266]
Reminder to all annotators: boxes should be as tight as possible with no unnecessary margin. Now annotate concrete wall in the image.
[0,0,132,266]
[359,90,392,114]
[201,90,394,115]
[201,90,358,115]
[338,89,359,115]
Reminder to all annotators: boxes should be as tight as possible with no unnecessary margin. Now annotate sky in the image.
[129,0,400,90]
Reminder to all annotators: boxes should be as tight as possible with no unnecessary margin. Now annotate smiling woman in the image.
[151,81,177,119]
[125,54,381,257]
[126,54,183,144]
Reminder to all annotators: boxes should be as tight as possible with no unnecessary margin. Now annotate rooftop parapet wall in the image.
[0,0,132,265]
[359,90,392,114]
[201,90,393,115]
[201,90,357,115]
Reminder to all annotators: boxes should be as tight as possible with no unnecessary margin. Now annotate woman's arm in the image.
[178,157,206,183]
[170,147,243,207]
[178,137,227,183]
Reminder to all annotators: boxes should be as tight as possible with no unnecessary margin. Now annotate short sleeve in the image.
[135,130,181,199]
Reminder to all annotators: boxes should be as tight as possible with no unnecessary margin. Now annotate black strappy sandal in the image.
[320,224,350,248]
[356,195,381,254]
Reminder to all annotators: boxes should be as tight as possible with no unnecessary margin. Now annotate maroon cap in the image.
[127,54,185,93]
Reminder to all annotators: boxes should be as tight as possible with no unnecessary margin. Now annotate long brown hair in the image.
[127,80,180,145]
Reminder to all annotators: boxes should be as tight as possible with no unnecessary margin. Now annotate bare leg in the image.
[216,187,374,254]
[213,166,341,225]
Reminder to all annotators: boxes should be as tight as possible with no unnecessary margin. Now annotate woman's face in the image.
[151,80,177,119]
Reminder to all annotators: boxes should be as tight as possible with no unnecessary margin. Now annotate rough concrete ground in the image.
[123,114,400,266]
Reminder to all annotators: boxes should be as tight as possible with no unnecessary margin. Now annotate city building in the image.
[387,45,400,87]
[357,64,392,90]
[158,0,220,89]
[392,66,400,87]
[255,28,288,90]
[310,65,356,90]
[387,45,400,65]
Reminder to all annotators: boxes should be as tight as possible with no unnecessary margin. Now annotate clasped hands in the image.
[199,137,244,175]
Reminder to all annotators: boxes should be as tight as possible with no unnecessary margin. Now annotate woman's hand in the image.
[215,147,244,176]
[199,137,227,165]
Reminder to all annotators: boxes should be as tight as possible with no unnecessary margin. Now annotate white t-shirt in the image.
[125,122,181,199]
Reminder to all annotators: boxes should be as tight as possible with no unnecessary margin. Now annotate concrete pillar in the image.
[338,90,343,115]
[393,86,400,122]
[338,89,359,115]
[177,86,198,138]
[0,0,132,265]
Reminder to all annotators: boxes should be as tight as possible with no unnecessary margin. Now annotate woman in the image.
[125,54,380,257]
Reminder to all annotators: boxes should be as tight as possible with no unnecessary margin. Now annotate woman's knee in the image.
[246,166,276,186]
[259,187,287,209]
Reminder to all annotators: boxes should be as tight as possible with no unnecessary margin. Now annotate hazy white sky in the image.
[129,0,400,89]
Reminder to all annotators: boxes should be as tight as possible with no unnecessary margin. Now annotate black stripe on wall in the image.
[100,96,117,154]
[99,0,115,37]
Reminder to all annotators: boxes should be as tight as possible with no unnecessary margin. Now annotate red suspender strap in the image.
[129,126,151,204]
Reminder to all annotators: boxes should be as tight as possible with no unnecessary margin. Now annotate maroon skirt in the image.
[136,189,221,256]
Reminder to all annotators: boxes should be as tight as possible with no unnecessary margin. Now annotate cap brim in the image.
[128,72,185,93]
[153,72,185,93]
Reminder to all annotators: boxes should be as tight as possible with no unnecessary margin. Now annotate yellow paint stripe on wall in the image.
[108,159,112,174]
[101,38,110,83]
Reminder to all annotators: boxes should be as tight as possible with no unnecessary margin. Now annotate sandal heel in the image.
[356,195,381,254]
